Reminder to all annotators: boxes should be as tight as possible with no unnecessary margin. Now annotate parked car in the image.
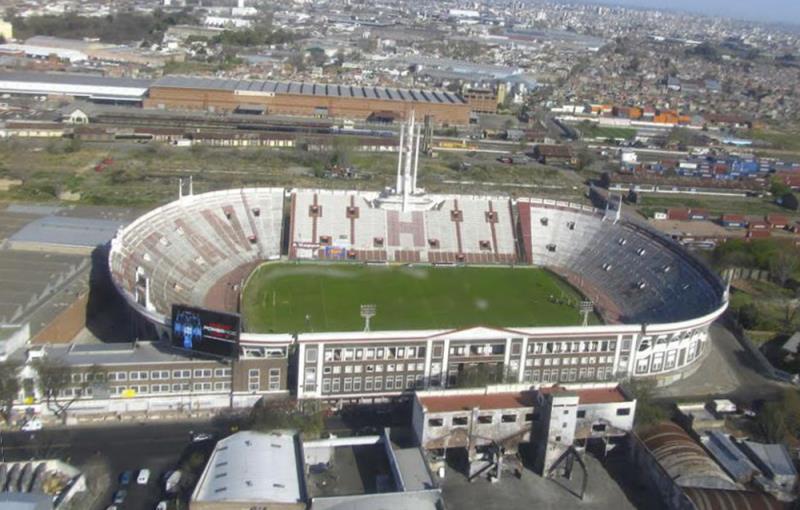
[191,432,214,443]
[137,469,151,485]
[119,471,133,486]
[112,489,127,505]
[155,501,169,510]
[21,420,42,432]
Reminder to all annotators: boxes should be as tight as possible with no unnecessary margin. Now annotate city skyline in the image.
[589,0,800,25]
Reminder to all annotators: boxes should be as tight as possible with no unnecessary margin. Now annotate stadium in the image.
[108,116,729,402]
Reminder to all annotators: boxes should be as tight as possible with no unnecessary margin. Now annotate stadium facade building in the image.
[96,117,728,413]
[144,75,471,125]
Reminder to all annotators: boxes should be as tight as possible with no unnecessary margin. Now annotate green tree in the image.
[248,397,324,439]
[771,178,792,197]
[756,389,800,442]
[33,358,106,424]
[770,250,799,287]
[627,379,668,431]
[0,361,21,424]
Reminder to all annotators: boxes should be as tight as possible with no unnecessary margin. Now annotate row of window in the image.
[527,340,617,355]
[319,345,427,363]
[321,362,426,376]
[525,355,614,368]
[321,374,423,394]
[106,368,231,382]
[524,366,613,383]
[635,344,697,375]
[428,412,528,427]
[107,382,231,395]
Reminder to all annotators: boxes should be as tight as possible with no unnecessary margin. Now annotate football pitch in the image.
[241,263,596,333]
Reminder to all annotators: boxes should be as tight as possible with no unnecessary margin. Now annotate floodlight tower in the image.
[579,300,593,327]
[360,304,376,332]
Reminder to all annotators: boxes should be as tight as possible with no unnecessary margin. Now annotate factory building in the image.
[0,71,150,104]
[145,75,471,125]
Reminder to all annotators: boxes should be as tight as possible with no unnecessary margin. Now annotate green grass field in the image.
[241,263,596,333]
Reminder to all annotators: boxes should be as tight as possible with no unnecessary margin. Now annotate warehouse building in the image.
[145,75,471,125]
[0,71,151,104]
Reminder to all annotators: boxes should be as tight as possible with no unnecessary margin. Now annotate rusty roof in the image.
[419,385,627,413]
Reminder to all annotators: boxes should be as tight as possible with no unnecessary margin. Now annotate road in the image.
[0,420,226,510]
[654,322,787,404]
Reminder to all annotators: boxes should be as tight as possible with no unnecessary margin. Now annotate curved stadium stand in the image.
[108,188,284,321]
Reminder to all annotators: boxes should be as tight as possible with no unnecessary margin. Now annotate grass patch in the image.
[638,194,789,217]
[580,125,637,140]
[748,129,800,152]
[241,263,597,333]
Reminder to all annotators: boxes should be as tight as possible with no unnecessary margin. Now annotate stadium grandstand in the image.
[105,114,729,405]
[518,199,725,324]
[108,187,284,326]
[289,189,517,264]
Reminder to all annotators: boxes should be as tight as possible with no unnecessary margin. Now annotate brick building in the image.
[145,76,471,125]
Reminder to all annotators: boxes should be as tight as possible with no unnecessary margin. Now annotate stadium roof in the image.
[152,75,467,105]
[192,430,304,505]
[310,491,443,510]
[10,216,126,248]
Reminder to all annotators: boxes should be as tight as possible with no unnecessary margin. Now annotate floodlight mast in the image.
[580,300,594,327]
[360,304,376,332]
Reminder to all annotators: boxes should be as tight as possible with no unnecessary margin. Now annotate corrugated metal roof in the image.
[0,70,151,88]
[10,216,125,247]
[151,75,466,105]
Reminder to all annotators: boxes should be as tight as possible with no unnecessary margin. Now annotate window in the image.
[577,410,586,418]
[616,408,631,416]
[322,379,331,393]
[385,378,394,390]
[501,414,517,423]
[173,369,191,379]
[214,368,232,378]
[194,369,212,379]
[365,377,373,391]
[343,378,352,392]
[353,378,361,391]
[302,368,315,393]
[214,381,231,391]
[268,368,281,391]
[524,413,534,422]
[428,418,444,427]
[453,416,468,426]
[150,370,170,380]
[172,383,190,392]
[592,424,607,432]
[332,379,341,392]
[477,415,493,424]
[194,382,212,392]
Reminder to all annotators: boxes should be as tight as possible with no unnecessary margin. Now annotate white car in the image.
[155,502,168,510]
[21,420,42,432]
[137,469,151,485]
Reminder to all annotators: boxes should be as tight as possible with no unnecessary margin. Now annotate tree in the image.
[756,389,800,442]
[771,178,792,197]
[33,357,106,424]
[769,250,799,287]
[572,146,595,171]
[0,361,21,424]
[248,397,323,439]
[626,379,667,431]
[780,192,799,211]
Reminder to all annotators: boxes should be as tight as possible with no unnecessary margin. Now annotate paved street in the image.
[1,419,226,510]
[655,322,787,404]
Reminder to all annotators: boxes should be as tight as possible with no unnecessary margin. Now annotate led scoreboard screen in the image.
[171,305,241,359]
